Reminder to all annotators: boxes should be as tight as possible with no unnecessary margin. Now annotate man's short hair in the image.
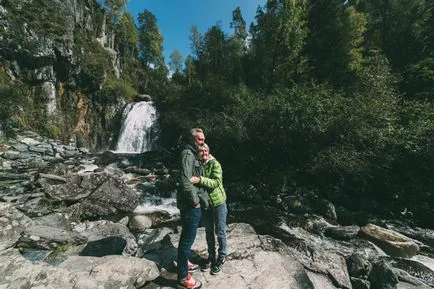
[189,128,203,141]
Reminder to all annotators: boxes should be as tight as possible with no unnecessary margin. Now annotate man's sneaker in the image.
[211,256,226,275]
[200,256,215,272]
[188,260,199,273]
[177,274,202,289]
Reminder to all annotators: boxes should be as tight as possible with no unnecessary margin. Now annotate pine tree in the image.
[137,9,164,67]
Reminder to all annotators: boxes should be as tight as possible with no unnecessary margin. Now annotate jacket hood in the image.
[184,143,197,154]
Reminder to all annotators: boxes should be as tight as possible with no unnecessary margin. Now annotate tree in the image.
[355,0,430,69]
[189,25,203,60]
[249,0,309,89]
[137,9,164,67]
[203,23,226,74]
[169,49,183,73]
[306,0,367,87]
[103,0,128,24]
[183,55,196,86]
[230,7,248,41]
[117,12,138,58]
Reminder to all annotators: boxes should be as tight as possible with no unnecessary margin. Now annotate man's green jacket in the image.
[177,144,205,210]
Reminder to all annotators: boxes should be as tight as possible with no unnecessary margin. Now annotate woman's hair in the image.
[198,143,210,152]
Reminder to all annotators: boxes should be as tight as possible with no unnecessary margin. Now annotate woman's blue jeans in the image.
[202,203,228,259]
[177,207,201,281]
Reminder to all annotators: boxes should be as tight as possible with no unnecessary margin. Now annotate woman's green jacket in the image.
[198,158,227,207]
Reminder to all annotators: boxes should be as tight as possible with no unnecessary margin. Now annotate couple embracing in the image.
[176,128,228,289]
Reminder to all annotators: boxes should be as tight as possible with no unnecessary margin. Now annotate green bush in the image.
[101,74,137,103]
[74,30,111,83]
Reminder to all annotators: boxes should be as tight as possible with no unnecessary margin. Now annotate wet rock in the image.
[369,260,399,289]
[351,277,370,289]
[394,268,432,288]
[388,257,434,287]
[325,225,360,241]
[315,198,337,221]
[385,221,434,248]
[347,252,373,279]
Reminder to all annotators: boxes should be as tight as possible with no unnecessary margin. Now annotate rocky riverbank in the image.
[0,130,433,288]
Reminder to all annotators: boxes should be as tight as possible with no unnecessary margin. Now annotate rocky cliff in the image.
[0,0,126,151]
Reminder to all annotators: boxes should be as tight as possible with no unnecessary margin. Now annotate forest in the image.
[1,0,433,224]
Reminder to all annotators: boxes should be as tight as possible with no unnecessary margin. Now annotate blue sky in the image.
[127,0,266,64]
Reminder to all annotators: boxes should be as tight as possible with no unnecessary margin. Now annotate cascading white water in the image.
[116,101,158,153]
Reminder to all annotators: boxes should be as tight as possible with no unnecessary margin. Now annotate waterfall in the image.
[116,101,158,153]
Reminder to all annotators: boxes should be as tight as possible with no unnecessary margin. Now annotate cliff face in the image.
[0,0,124,151]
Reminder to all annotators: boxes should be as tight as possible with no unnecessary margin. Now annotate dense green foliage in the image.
[152,0,433,222]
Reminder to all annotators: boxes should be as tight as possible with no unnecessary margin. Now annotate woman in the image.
[190,143,228,275]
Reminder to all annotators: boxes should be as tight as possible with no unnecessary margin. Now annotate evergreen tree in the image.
[230,7,248,41]
[117,12,138,58]
[249,0,309,89]
[137,9,164,67]
[104,0,127,24]
[169,49,184,74]
[306,0,366,87]
[202,23,226,76]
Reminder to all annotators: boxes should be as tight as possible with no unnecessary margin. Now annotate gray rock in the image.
[11,143,28,152]
[0,203,33,250]
[144,223,341,289]
[3,150,20,160]
[20,137,41,146]
[0,248,159,288]
[16,225,87,250]
[347,252,372,279]
[325,225,361,241]
[137,227,173,252]
[73,220,138,256]
[369,260,399,289]
[79,236,127,257]
[351,277,370,289]
[129,215,153,232]
[394,268,432,288]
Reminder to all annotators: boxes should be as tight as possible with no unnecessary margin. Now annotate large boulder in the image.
[0,248,159,288]
[359,224,420,258]
[40,172,140,220]
[16,225,87,250]
[143,223,353,289]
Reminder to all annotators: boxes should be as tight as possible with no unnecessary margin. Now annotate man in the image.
[176,128,206,289]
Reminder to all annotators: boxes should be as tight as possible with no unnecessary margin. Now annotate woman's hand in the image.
[190,176,200,184]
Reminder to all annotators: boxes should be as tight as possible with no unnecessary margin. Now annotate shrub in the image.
[101,74,137,103]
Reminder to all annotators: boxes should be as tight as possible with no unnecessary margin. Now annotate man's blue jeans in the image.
[177,207,201,281]
[202,203,228,259]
